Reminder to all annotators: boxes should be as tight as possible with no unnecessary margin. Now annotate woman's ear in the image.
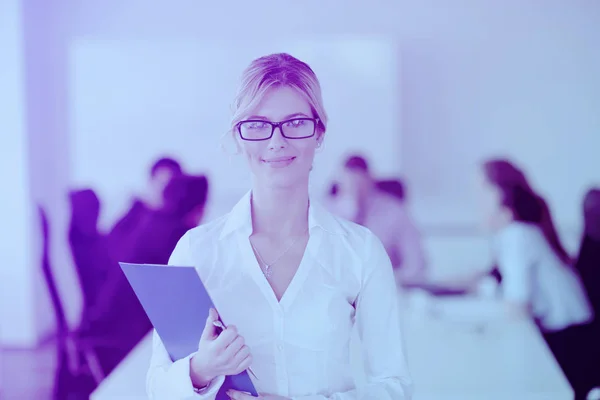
[316,130,325,147]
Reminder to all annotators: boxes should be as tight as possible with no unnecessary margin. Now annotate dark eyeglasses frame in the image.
[237,117,320,141]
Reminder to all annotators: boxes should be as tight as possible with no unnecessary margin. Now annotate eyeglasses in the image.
[237,117,319,141]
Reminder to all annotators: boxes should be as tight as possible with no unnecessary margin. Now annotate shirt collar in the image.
[219,190,347,239]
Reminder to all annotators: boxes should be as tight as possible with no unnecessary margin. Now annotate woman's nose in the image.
[267,126,287,149]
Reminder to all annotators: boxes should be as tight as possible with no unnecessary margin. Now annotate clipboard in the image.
[119,262,258,398]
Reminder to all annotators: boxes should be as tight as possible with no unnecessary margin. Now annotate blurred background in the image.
[1,0,599,399]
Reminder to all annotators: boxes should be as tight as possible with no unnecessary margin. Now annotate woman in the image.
[477,159,592,324]
[145,53,412,400]
[478,159,593,398]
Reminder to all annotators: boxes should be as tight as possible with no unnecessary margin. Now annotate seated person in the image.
[108,156,184,257]
[120,174,209,265]
[439,159,593,399]
[576,188,600,318]
[572,188,600,394]
[324,154,427,285]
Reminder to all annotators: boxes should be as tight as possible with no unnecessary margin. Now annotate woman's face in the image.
[237,85,322,189]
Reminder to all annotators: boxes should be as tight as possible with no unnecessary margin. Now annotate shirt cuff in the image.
[167,354,225,398]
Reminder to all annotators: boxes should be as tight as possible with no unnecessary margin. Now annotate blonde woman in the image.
[146,53,412,400]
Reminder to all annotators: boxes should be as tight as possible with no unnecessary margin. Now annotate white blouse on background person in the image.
[494,222,593,332]
[146,191,413,400]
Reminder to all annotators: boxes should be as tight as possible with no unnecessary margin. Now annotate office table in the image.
[92,295,573,400]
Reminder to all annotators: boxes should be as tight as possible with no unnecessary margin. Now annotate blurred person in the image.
[108,156,184,253]
[325,154,427,286]
[122,174,209,265]
[117,174,209,317]
[89,176,210,379]
[572,188,600,395]
[146,53,412,400]
[67,188,122,330]
[144,157,186,209]
[474,159,593,398]
[575,188,600,318]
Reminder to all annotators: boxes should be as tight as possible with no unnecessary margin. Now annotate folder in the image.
[119,262,258,398]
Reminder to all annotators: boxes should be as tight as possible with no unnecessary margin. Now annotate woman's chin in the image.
[261,171,309,190]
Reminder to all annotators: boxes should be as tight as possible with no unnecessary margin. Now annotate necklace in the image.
[250,228,308,279]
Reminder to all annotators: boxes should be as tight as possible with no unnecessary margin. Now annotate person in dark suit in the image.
[108,157,184,258]
[94,175,210,377]
[120,174,209,265]
[573,188,600,396]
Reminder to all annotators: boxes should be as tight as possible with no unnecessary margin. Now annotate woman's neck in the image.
[250,185,309,237]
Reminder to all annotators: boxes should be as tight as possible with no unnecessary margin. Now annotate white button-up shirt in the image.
[146,191,412,399]
[494,222,593,332]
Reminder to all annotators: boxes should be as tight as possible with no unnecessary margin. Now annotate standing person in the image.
[146,53,412,400]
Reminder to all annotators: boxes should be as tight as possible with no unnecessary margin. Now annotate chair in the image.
[38,206,130,399]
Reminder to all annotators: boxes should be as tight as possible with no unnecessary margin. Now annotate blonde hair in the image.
[223,53,328,153]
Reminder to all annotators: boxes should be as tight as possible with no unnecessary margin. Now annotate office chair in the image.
[39,206,129,398]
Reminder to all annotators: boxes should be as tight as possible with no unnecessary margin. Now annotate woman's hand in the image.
[189,308,253,388]
[226,390,290,400]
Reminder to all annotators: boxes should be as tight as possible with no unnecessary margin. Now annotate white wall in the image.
[0,0,83,347]
[0,0,36,346]
[24,0,83,342]
[68,36,401,227]
[400,3,600,235]
[23,0,83,341]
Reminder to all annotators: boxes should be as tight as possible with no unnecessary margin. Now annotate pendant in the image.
[263,264,272,279]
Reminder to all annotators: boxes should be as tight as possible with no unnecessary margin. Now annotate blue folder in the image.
[119,262,258,398]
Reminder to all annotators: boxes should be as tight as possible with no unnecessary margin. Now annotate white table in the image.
[92,295,573,400]
[397,295,573,400]
[91,332,153,400]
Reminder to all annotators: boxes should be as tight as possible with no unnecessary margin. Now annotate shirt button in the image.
[277,343,284,351]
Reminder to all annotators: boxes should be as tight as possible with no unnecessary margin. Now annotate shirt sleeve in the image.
[497,227,535,305]
[293,233,414,400]
[146,231,226,400]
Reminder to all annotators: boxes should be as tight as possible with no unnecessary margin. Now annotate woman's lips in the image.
[262,156,296,168]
